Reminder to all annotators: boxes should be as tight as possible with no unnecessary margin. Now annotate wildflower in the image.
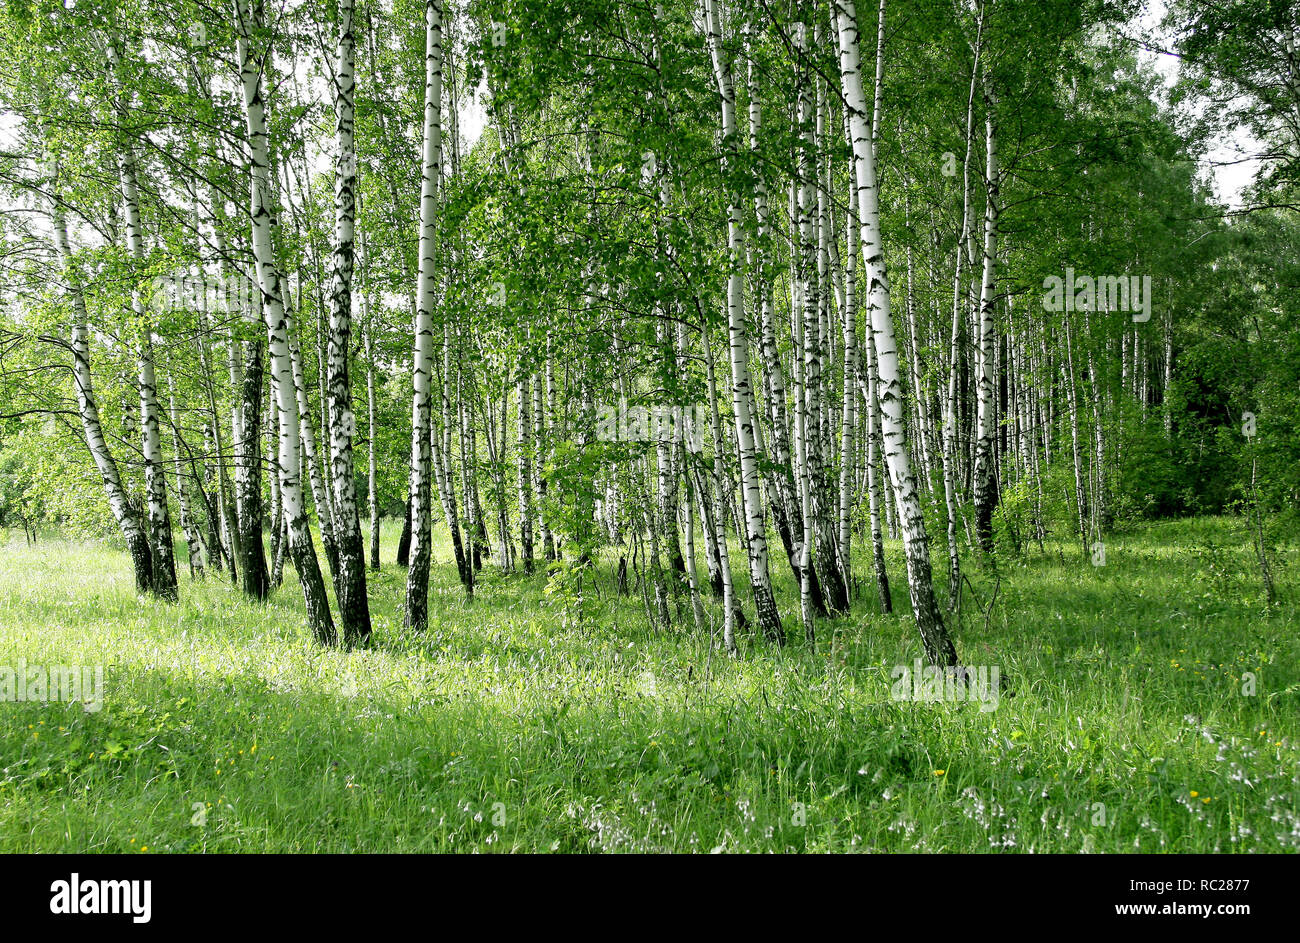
[1190,791,1199,797]
[934,770,946,777]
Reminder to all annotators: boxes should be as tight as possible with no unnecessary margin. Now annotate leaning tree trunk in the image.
[325,0,371,644]
[835,0,957,666]
[860,307,894,615]
[397,498,412,566]
[286,301,339,584]
[53,196,153,594]
[237,0,336,645]
[809,48,850,617]
[839,156,860,602]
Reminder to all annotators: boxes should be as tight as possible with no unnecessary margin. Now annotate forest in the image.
[0,0,1297,855]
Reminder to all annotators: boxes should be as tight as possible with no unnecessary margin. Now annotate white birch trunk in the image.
[404,0,443,628]
[836,0,957,665]
[54,196,155,593]
[326,0,371,642]
[704,0,783,644]
[237,0,336,644]
[971,81,1000,552]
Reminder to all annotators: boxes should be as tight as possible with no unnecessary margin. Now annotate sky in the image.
[1132,0,1261,209]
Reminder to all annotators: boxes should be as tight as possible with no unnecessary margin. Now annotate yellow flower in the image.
[1190,791,1199,797]
[934,769,946,776]
[1202,797,1211,804]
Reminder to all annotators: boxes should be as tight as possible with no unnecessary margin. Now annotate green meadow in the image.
[1,517,1295,853]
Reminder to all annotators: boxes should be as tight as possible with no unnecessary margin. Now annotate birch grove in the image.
[0,0,1281,673]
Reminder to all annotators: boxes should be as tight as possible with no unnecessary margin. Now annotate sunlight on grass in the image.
[0,517,1296,852]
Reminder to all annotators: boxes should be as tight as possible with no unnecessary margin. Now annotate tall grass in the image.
[0,516,1295,852]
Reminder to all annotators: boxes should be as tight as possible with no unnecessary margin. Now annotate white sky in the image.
[1132,0,1261,209]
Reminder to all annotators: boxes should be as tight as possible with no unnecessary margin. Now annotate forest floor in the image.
[0,516,1297,852]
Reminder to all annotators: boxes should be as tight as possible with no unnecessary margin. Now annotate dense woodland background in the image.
[0,0,1296,853]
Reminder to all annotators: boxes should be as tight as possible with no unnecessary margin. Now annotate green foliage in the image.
[0,427,116,535]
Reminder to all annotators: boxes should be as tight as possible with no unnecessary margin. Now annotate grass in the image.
[0,515,1297,852]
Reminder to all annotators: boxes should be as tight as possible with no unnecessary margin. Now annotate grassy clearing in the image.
[0,516,1297,852]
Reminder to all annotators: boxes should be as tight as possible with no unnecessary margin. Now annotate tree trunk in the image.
[237,0,336,644]
[404,0,443,630]
[836,0,957,666]
[325,0,371,644]
[705,0,783,645]
[54,196,154,595]
[364,321,380,570]
[971,81,1000,553]
[113,122,179,601]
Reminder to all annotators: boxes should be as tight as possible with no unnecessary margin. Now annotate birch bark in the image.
[835,0,957,665]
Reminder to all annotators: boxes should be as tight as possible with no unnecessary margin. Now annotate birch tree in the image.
[404,0,443,631]
[236,0,336,644]
[325,0,371,643]
[835,0,957,666]
[53,192,154,594]
[704,0,783,645]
